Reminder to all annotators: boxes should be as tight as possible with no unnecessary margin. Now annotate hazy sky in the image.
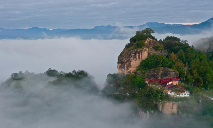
[0,0,213,29]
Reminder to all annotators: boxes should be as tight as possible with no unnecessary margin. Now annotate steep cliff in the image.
[158,101,178,114]
[118,38,167,74]
[145,67,179,79]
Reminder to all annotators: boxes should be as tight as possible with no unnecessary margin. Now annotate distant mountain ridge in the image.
[0,18,212,39]
[150,18,213,34]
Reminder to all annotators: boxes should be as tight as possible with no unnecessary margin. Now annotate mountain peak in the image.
[207,17,213,20]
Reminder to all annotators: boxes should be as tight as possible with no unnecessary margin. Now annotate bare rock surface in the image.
[145,67,179,79]
[118,38,167,74]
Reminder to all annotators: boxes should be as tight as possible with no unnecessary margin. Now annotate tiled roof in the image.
[145,78,180,85]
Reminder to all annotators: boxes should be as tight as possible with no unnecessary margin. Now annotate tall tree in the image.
[177,49,186,63]
[141,28,155,35]
[174,62,186,79]
[186,47,196,63]
[169,52,178,63]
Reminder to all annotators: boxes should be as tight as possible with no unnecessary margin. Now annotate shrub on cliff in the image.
[127,28,156,49]
[153,44,164,50]
[103,73,146,101]
[136,86,169,110]
[164,36,181,42]
[124,74,146,90]
[138,55,172,71]
[134,40,145,49]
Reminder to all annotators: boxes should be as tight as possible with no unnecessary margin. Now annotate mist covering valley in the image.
[0,38,128,88]
[0,65,208,128]
[1,0,213,127]
[0,32,213,128]
[1,29,213,87]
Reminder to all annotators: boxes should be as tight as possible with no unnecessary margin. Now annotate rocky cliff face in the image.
[145,67,179,79]
[118,48,149,74]
[138,101,178,119]
[118,38,167,74]
[158,101,178,114]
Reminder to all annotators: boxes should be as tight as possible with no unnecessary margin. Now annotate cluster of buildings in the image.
[144,78,190,97]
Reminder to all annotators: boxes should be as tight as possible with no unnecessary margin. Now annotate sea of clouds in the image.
[0,34,212,128]
[0,38,128,89]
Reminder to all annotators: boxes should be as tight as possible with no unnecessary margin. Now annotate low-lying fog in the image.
[0,75,141,128]
[1,29,212,87]
[0,38,127,89]
[153,30,213,46]
[0,35,211,128]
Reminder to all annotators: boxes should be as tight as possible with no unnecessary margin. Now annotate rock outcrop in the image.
[118,38,167,74]
[145,67,179,79]
[158,102,178,114]
[118,48,149,74]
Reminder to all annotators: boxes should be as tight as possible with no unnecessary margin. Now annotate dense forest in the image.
[131,28,213,89]
[109,28,213,92]
[105,28,213,101]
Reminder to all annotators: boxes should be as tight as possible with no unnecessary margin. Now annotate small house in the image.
[145,78,189,97]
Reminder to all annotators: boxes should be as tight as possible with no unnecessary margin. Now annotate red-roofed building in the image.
[166,85,190,97]
[145,78,189,97]
[145,78,179,87]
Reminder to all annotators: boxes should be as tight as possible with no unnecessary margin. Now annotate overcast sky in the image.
[0,0,213,29]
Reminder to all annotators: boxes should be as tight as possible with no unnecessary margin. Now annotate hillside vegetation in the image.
[104,28,213,111]
[3,68,98,93]
[122,28,213,89]
[103,28,213,127]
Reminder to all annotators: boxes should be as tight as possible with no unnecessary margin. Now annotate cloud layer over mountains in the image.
[0,74,139,128]
[0,66,208,128]
[1,29,213,87]
[0,36,212,128]
[0,38,127,88]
